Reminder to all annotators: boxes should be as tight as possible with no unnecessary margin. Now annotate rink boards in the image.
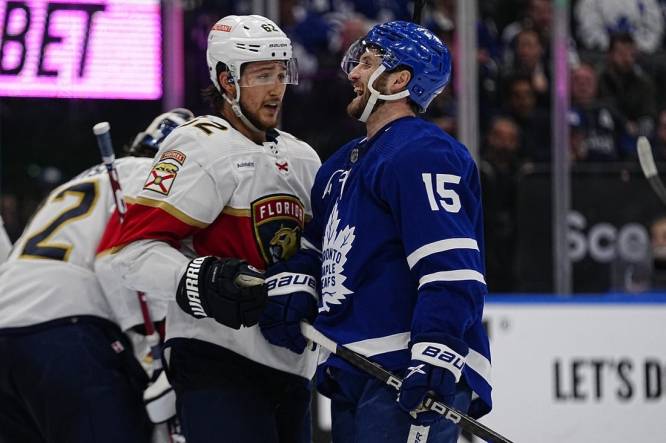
[479,294,666,443]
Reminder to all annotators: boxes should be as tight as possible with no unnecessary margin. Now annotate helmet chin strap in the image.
[219,79,263,134]
[358,65,411,123]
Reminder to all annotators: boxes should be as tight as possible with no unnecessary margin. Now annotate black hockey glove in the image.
[176,256,266,329]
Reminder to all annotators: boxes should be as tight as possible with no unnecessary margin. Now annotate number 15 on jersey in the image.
[421,173,461,213]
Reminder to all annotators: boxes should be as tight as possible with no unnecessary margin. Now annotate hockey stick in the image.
[300,323,512,443]
[93,122,162,364]
[637,136,666,206]
[412,0,426,24]
[93,122,182,441]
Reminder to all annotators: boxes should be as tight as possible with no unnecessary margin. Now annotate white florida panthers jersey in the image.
[0,156,155,330]
[98,115,321,379]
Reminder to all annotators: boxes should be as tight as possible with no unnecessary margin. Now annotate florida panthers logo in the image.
[269,225,301,262]
[251,194,305,266]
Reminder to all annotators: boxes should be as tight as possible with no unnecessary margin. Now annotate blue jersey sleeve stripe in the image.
[467,347,492,383]
[406,237,479,268]
[345,331,410,357]
[418,270,486,288]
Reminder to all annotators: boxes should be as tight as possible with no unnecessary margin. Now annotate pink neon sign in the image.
[0,0,162,99]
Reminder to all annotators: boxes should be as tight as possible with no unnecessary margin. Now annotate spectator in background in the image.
[502,0,552,47]
[598,33,656,145]
[501,0,579,80]
[502,74,551,161]
[511,29,549,105]
[569,63,624,162]
[574,0,664,54]
[480,116,523,292]
[426,0,503,132]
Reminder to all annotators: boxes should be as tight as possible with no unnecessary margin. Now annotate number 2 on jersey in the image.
[20,181,99,261]
[422,173,461,213]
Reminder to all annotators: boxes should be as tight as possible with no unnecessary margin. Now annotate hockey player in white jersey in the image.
[0,216,11,262]
[0,109,192,443]
[259,21,493,442]
[99,15,321,443]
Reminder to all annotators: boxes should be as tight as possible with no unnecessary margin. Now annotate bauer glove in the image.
[397,338,467,425]
[258,268,318,354]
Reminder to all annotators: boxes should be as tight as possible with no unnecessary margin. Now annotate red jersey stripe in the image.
[193,212,265,270]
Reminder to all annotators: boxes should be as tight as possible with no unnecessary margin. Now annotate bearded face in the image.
[346,68,389,119]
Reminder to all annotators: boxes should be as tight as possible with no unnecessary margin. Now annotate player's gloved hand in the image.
[397,339,468,425]
[258,269,318,353]
[176,256,266,329]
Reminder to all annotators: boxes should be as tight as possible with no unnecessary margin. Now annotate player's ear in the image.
[218,71,236,97]
[391,69,412,93]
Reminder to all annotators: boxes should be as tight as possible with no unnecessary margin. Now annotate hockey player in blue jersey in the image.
[259,21,492,442]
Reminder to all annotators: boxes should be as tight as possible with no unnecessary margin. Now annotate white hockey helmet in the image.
[206,15,298,91]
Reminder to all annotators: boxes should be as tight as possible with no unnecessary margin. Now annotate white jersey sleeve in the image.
[98,115,323,379]
[0,158,146,329]
[95,157,169,330]
[104,116,236,299]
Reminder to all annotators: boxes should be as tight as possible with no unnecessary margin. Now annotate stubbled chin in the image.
[259,108,279,124]
[347,96,365,119]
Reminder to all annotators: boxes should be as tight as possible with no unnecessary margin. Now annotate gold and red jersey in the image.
[96,115,321,379]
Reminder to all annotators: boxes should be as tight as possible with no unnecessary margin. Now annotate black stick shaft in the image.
[413,0,425,24]
[301,322,513,443]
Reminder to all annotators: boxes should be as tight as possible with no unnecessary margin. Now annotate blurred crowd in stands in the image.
[4,0,666,292]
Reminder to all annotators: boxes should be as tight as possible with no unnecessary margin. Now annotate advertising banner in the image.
[477,296,666,443]
[515,165,665,292]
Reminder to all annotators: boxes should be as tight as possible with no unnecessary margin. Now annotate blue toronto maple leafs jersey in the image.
[298,116,492,417]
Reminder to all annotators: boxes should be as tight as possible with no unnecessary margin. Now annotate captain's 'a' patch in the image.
[144,161,179,195]
[251,194,305,265]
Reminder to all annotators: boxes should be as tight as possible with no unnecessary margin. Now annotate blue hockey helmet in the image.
[129,108,194,156]
[341,21,451,119]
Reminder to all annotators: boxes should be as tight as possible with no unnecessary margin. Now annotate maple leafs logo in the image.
[319,202,355,313]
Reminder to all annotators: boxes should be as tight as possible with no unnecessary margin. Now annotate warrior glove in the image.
[397,338,468,425]
[176,256,266,329]
[258,270,318,354]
